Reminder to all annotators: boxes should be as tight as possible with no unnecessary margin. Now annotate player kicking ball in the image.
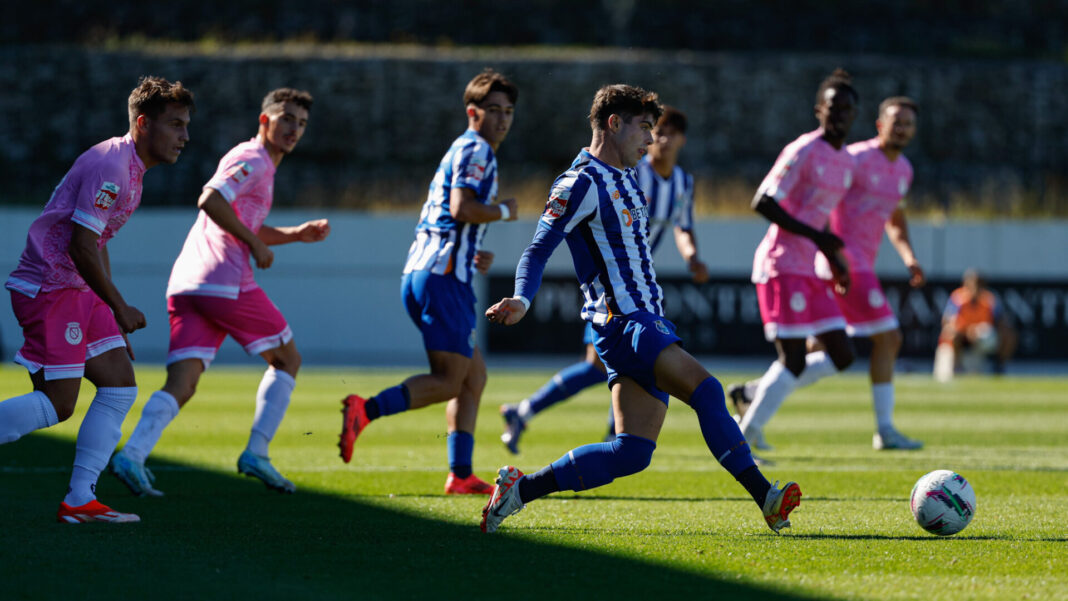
[338,69,519,494]
[111,88,329,496]
[482,84,799,534]
[0,77,194,522]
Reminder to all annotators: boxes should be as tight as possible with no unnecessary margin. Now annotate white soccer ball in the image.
[910,470,976,536]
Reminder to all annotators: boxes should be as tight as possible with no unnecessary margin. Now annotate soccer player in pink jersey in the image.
[0,76,194,523]
[110,88,330,496]
[731,69,859,454]
[731,97,925,450]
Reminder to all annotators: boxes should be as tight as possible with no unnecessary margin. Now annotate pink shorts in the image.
[9,288,125,381]
[756,274,847,341]
[167,287,292,368]
[833,271,898,337]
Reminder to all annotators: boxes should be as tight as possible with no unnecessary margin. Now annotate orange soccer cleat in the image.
[444,472,494,495]
[57,500,140,524]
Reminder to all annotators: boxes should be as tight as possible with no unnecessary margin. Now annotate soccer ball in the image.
[910,470,976,536]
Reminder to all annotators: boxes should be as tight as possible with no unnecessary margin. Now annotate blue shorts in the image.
[401,270,476,358]
[592,311,681,404]
[582,321,596,345]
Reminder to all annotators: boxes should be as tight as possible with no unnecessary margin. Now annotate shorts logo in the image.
[654,320,670,335]
[468,329,477,350]
[228,161,253,184]
[869,288,885,308]
[65,322,83,345]
[790,292,807,313]
[93,182,120,210]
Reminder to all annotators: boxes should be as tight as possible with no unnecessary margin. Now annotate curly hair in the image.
[589,84,663,131]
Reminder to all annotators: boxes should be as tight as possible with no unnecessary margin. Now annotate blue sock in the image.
[688,376,759,476]
[447,430,474,479]
[549,433,655,491]
[367,384,410,420]
[528,361,606,415]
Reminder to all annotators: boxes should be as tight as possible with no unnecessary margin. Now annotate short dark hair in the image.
[128,76,195,124]
[879,96,919,118]
[262,88,314,114]
[589,84,663,131]
[656,105,688,133]
[463,68,518,107]
[815,68,858,105]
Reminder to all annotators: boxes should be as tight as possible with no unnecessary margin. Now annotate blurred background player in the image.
[0,76,194,522]
[731,96,925,450]
[934,268,1016,381]
[731,69,859,455]
[338,69,519,494]
[482,85,798,535]
[499,105,709,453]
[111,88,329,496]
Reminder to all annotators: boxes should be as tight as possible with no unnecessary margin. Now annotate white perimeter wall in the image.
[1,207,1066,365]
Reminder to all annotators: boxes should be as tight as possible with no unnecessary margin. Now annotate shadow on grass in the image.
[0,434,821,601]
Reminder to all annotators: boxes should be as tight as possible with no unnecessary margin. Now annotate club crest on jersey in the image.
[654,320,670,335]
[65,322,83,345]
[544,186,571,219]
[228,161,253,184]
[93,181,119,210]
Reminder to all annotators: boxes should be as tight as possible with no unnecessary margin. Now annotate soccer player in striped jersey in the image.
[110,88,330,497]
[730,96,925,450]
[0,77,194,523]
[730,69,859,455]
[339,69,519,495]
[481,85,798,534]
[499,105,709,453]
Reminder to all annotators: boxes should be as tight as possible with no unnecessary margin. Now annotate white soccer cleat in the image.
[109,449,164,497]
[873,426,924,450]
[762,480,802,534]
[237,450,296,493]
[743,424,775,451]
[480,466,525,533]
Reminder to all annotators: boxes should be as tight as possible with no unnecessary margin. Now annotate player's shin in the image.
[65,387,137,506]
[548,433,655,492]
[248,367,295,456]
[0,391,58,444]
[122,390,180,462]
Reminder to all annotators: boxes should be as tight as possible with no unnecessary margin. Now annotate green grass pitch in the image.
[1,365,1065,600]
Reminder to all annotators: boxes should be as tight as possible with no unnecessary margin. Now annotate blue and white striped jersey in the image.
[514,149,664,324]
[403,129,499,284]
[634,157,695,253]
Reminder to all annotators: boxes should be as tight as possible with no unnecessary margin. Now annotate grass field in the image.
[1,365,1065,600]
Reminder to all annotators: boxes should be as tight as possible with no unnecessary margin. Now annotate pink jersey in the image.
[166,139,276,299]
[829,138,913,273]
[752,130,855,283]
[6,135,145,298]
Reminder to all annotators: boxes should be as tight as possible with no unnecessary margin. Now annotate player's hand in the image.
[688,258,710,284]
[114,304,146,333]
[498,198,518,222]
[825,248,850,295]
[907,262,926,287]
[297,219,331,243]
[486,297,527,325]
[474,250,494,275]
[251,239,274,269]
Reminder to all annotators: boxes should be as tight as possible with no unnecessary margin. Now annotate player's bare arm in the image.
[450,187,517,223]
[673,227,709,283]
[258,219,331,245]
[885,207,924,287]
[753,193,850,292]
[198,188,274,268]
[485,297,527,325]
[68,225,146,333]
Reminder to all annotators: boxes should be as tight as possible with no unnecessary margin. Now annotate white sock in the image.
[247,367,295,457]
[872,382,895,431]
[122,390,180,464]
[516,399,533,421]
[795,351,838,388]
[65,386,137,507]
[0,391,58,444]
[739,361,798,433]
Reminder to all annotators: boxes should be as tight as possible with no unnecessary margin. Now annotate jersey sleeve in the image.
[450,140,492,194]
[756,142,810,202]
[205,154,267,203]
[70,158,129,235]
[675,172,695,231]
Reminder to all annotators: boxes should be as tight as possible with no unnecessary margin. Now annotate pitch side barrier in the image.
[486,275,1068,360]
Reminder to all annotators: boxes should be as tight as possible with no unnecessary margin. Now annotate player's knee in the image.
[831,347,855,371]
[783,356,806,378]
[610,434,656,478]
[52,397,77,422]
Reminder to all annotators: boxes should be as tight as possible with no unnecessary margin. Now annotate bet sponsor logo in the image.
[93,181,120,210]
[621,204,648,227]
[65,322,83,345]
[544,186,571,219]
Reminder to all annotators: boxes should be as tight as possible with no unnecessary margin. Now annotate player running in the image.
[499,105,709,453]
[730,69,859,455]
[481,84,799,534]
[0,76,194,523]
[730,96,925,450]
[338,69,519,495]
[110,88,329,496]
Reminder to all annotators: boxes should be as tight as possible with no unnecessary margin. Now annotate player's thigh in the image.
[427,349,471,387]
[29,371,82,419]
[613,378,667,442]
[84,347,136,388]
[652,343,711,403]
